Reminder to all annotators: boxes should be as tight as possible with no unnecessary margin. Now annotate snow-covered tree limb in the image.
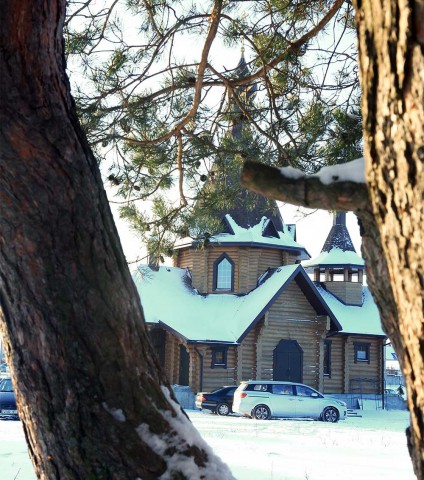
[241,159,369,212]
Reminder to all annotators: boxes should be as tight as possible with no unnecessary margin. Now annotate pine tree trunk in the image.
[354,0,424,477]
[0,1,231,478]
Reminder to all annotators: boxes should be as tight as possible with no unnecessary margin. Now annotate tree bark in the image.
[0,1,232,478]
[242,0,424,477]
[354,0,424,476]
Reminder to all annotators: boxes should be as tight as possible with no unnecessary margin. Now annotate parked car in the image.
[233,380,347,422]
[384,386,407,401]
[196,386,237,416]
[0,377,18,420]
[0,363,9,379]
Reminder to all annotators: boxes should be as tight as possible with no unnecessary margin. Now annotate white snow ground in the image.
[0,409,414,480]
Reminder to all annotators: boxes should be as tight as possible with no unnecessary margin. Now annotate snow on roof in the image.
[206,215,310,259]
[315,285,385,336]
[133,264,303,343]
[302,212,364,268]
[302,247,365,268]
[279,157,365,185]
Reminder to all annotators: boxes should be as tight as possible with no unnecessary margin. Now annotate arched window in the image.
[213,254,234,291]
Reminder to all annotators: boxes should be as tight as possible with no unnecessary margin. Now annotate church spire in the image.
[302,212,365,305]
[321,211,356,253]
[228,47,258,137]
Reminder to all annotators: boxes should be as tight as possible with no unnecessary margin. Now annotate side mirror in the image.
[311,392,319,398]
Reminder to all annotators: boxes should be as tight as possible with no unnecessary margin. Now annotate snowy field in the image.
[0,409,414,480]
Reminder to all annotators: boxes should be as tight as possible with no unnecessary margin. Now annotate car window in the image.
[212,387,227,394]
[295,385,318,397]
[272,384,294,395]
[252,384,269,392]
[0,378,13,392]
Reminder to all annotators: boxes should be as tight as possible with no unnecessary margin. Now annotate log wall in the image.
[175,245,297,294]
[345,335,383,394]
[323,281,363,306]
[253,283,328,390]
[237,320,262,382]
[150,324,383,395]
[322,335,345,393]
[204,347,237,392]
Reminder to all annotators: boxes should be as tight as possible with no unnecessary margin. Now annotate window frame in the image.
[211,346,228,369]
[323,339,332,377]
[213,253,235,291]
[354,342,371,364]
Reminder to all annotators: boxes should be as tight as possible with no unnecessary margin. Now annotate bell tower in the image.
[303,212,364,305]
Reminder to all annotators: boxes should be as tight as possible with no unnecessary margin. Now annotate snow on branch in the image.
[241,158,368,212]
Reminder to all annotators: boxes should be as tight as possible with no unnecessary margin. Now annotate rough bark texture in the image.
[354,0,424,476]
[0,1,231,479]
[242,0,424,477]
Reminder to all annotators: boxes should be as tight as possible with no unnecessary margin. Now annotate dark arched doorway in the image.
[178,345,190,386]
[273,339,303,382]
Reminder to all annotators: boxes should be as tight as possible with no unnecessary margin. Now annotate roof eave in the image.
[331,331,387,338]
[303,262,365,269]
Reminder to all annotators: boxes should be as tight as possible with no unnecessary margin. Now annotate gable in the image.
[262,219,279,238]
[220,216,235,235]
[236,265,341,342]
[269,282,319,320]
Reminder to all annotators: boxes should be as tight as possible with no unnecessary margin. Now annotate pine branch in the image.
[119,0,224,146]
[229,0,346,87]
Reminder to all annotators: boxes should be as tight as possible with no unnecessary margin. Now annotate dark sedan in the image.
[0,377,18,420]
[195,386,237,416]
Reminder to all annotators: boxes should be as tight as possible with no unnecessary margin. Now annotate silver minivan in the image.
[233,380,347,422]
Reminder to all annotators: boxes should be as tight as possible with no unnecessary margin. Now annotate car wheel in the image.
[216,403,230,416]
[322,407,339,423]
[253,405,271,420]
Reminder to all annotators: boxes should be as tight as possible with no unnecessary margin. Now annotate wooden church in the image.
[133,52,386,397]
[134,211,385,396]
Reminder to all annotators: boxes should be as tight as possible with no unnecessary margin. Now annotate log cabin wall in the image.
[255,283,329,390]
[323,281,363,306]
[173,248,193,271]
[344,335,383,394]
[283,251,300,266]
[175,245,298,294]
[237,320,263,383]
[173,247,209,292]
[257,249,285,277]
[157,331,180,385]
[322,335,345,394]
[187,344,200,392]
[200,346,238,392]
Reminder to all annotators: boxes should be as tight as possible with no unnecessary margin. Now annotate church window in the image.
[213,254,234,291]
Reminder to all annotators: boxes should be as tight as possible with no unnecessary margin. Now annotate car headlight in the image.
[335,400,347,407]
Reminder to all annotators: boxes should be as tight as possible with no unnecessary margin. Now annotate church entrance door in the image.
[273,339,303,383]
